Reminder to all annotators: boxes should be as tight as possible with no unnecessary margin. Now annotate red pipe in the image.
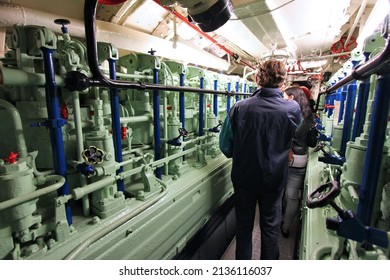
[153,0,255,70]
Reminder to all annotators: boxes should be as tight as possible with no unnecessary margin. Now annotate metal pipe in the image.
[42,47,72,225]
[179,73,185,127]
[0,175,65,211]
[179,73,186,161]
[351,79,370,141]
[299,51,352,61]
[226,82,231,112]
[337,86,348,124]
[71,175,117,200]
[162,89,169,176]
[153,67,162,179]
[213,79,218,117]
[357,74,390,226]
[70,145,200,201]
[81,0,249,96]
[120,115,151,124]
[101,69,153,80]
[0,68,65,86]
[152,146,198,167]
[0,99,28,158]
[198,77,205,136]
[108,59,124,192]
[72,91,90,216]
[340,83,357,156]
[235,81,240,102]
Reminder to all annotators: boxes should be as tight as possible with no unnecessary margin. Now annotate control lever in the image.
[167,128,188,146]
[314,142,345,165]
[208,120,222,133]
[306,181,389,248]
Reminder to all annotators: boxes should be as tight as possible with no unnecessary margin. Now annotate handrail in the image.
[75,0,250,97]
[314,38,390,112]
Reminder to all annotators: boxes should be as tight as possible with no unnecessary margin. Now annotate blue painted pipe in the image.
[339,83,357,156]
[108,59,124,192]
[227,82,231,112]
[180,73,186,161]
[338,86,348,124]
[153,68,162,179]
[357,74,390,226]
[179,73,185,127]
[327,91,337,118]
[351,79,370,141]
[198,77,205,136]
[213,79,218,117]
[42,48,72,225]
[235,81,239,102]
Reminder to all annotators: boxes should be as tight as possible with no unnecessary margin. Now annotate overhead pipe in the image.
[77,0,250,97]
[299,51,352,61]
[153,0,256,70]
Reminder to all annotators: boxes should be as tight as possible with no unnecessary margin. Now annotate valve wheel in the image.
[306,181,341,208]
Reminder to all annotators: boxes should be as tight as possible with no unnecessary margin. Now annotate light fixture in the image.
[160,0,232,32]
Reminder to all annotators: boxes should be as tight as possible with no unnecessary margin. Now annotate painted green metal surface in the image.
[0,25,243,260]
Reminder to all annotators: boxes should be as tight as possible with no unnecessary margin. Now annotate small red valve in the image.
[60,103,69,120]
[4,152,18,164]
[121,127,127,140]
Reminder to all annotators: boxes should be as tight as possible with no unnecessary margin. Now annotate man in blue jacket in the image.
[219,59,301,260]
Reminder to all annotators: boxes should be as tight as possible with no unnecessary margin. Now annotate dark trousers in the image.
[234,187,283,260]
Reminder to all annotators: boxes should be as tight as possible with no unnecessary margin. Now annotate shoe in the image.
[281,227,289,238]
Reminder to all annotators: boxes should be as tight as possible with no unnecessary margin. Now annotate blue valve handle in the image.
[307,181,389,248]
